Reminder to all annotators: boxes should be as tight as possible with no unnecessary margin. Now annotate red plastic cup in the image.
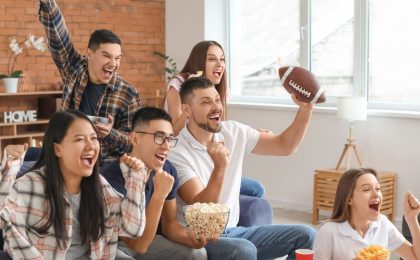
[295,249,314,260]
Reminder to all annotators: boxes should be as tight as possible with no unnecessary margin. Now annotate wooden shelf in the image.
[0,91,61,97]
[0,91,62,149]
[0,119,50,127]
[0,132,45,140]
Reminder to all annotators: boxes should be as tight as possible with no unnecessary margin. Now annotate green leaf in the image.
[10,70,23,77]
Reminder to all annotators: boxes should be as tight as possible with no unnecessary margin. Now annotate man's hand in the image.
[95,115,114,138]
[290,93,314,111]
[152,169,174,200]
[6,143,28,160]
[120,154,145,172]
[186,229,208,249]
[404,191,420,222]
[2,143,28,172]
[207,137,230,172]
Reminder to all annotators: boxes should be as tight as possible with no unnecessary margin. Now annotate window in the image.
[229,0,420,111]
[229,0,300,101]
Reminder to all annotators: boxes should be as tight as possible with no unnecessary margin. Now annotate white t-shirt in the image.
[163,75,184,112]
[313,214,405,260]
[168,120,260,228]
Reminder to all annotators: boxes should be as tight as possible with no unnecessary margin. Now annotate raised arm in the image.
[177,140,229,205]
[166,87,187,136]
[0,145,26,209]
[38,0,83,80]
[252,95,313,156]
[395,192,420,260]
[120,170,174,254]
[117,155,147,237]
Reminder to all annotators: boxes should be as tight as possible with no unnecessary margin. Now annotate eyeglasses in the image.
[134,131,178,148]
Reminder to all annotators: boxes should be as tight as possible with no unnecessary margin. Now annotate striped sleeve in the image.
[38,0,83,80]
[0,150,24,211]
[0,175,46,260]
[117,162,147,237]
[101,86,141,158]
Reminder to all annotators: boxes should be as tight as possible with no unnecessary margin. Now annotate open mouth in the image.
[103,68,115,78]
[213,71,222,77]
[369,202,380,212]
[154,154,166,162]
[208,113,221,122]
[81,155,95,166]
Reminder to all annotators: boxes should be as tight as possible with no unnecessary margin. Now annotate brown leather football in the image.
[278,66,326,104]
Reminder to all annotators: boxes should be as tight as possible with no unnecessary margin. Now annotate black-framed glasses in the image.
[135,131,178,148]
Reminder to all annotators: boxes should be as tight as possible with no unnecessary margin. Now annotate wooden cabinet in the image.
[0,91,62,150]
[312,168,397,224]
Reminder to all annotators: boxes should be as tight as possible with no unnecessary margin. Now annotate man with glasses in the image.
[100,107,208,260]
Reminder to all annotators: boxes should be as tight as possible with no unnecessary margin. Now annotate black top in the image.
[78,81,106,116]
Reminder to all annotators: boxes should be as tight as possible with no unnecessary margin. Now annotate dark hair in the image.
[179,77,215,104]
[132,107,172,129]
[29,110,106,248]
[330,168,378,223]
[178,40,227,119]
[88,29,121,51]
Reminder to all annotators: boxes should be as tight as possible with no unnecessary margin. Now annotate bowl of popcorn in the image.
[356,245,391,260]
[183,202,229,240]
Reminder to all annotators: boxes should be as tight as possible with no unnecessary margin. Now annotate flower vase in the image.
[2,78,20,93]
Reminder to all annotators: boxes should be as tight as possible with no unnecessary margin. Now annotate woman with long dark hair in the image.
[313,168,420,260]
[0,110,147,259]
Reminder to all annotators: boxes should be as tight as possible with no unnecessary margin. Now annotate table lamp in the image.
[335,96,367,170]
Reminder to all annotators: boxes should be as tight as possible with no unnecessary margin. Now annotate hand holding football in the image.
[278,66,326,104]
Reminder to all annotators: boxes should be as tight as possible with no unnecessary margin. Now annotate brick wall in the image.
[0,0,166,107]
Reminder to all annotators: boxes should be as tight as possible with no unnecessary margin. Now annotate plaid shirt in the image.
[0,158,147,260]
[39,0,141,163]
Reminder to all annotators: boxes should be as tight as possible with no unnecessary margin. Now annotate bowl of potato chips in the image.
[356,245,391,260]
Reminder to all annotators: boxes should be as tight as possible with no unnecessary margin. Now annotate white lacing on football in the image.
[288,80,311,98]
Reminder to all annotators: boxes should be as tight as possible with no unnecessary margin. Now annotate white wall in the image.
[228,104,420,221]
[166,0,420,222]
[165,0,205,67]
[165,0,227,68]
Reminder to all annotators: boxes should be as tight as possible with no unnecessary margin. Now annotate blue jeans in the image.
[240,177,265,198]
[205,224,315,260]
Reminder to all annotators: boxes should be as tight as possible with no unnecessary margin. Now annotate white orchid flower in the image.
[24,34,35,48]
[33,36,46,52]
[9,39,22,55]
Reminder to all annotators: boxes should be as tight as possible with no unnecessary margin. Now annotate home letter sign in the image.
[4,110,37,123]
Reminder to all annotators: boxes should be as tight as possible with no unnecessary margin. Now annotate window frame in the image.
[227,0,420,114]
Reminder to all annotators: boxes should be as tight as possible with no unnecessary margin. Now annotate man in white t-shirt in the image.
[167,77,316,259]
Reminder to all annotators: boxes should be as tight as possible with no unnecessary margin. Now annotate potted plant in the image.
[0,34,46,93]
[153,51,179,80]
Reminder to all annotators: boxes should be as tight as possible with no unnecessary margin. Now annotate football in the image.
[278,66,326,104]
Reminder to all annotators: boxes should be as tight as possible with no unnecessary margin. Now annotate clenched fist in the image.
[152,169,174,200]
[207,136,230,172]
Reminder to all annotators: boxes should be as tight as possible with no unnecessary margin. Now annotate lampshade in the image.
[337,96,367,122]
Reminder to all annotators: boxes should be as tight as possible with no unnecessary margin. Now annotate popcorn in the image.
[184,202,229,240]
[356,245,391,260]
